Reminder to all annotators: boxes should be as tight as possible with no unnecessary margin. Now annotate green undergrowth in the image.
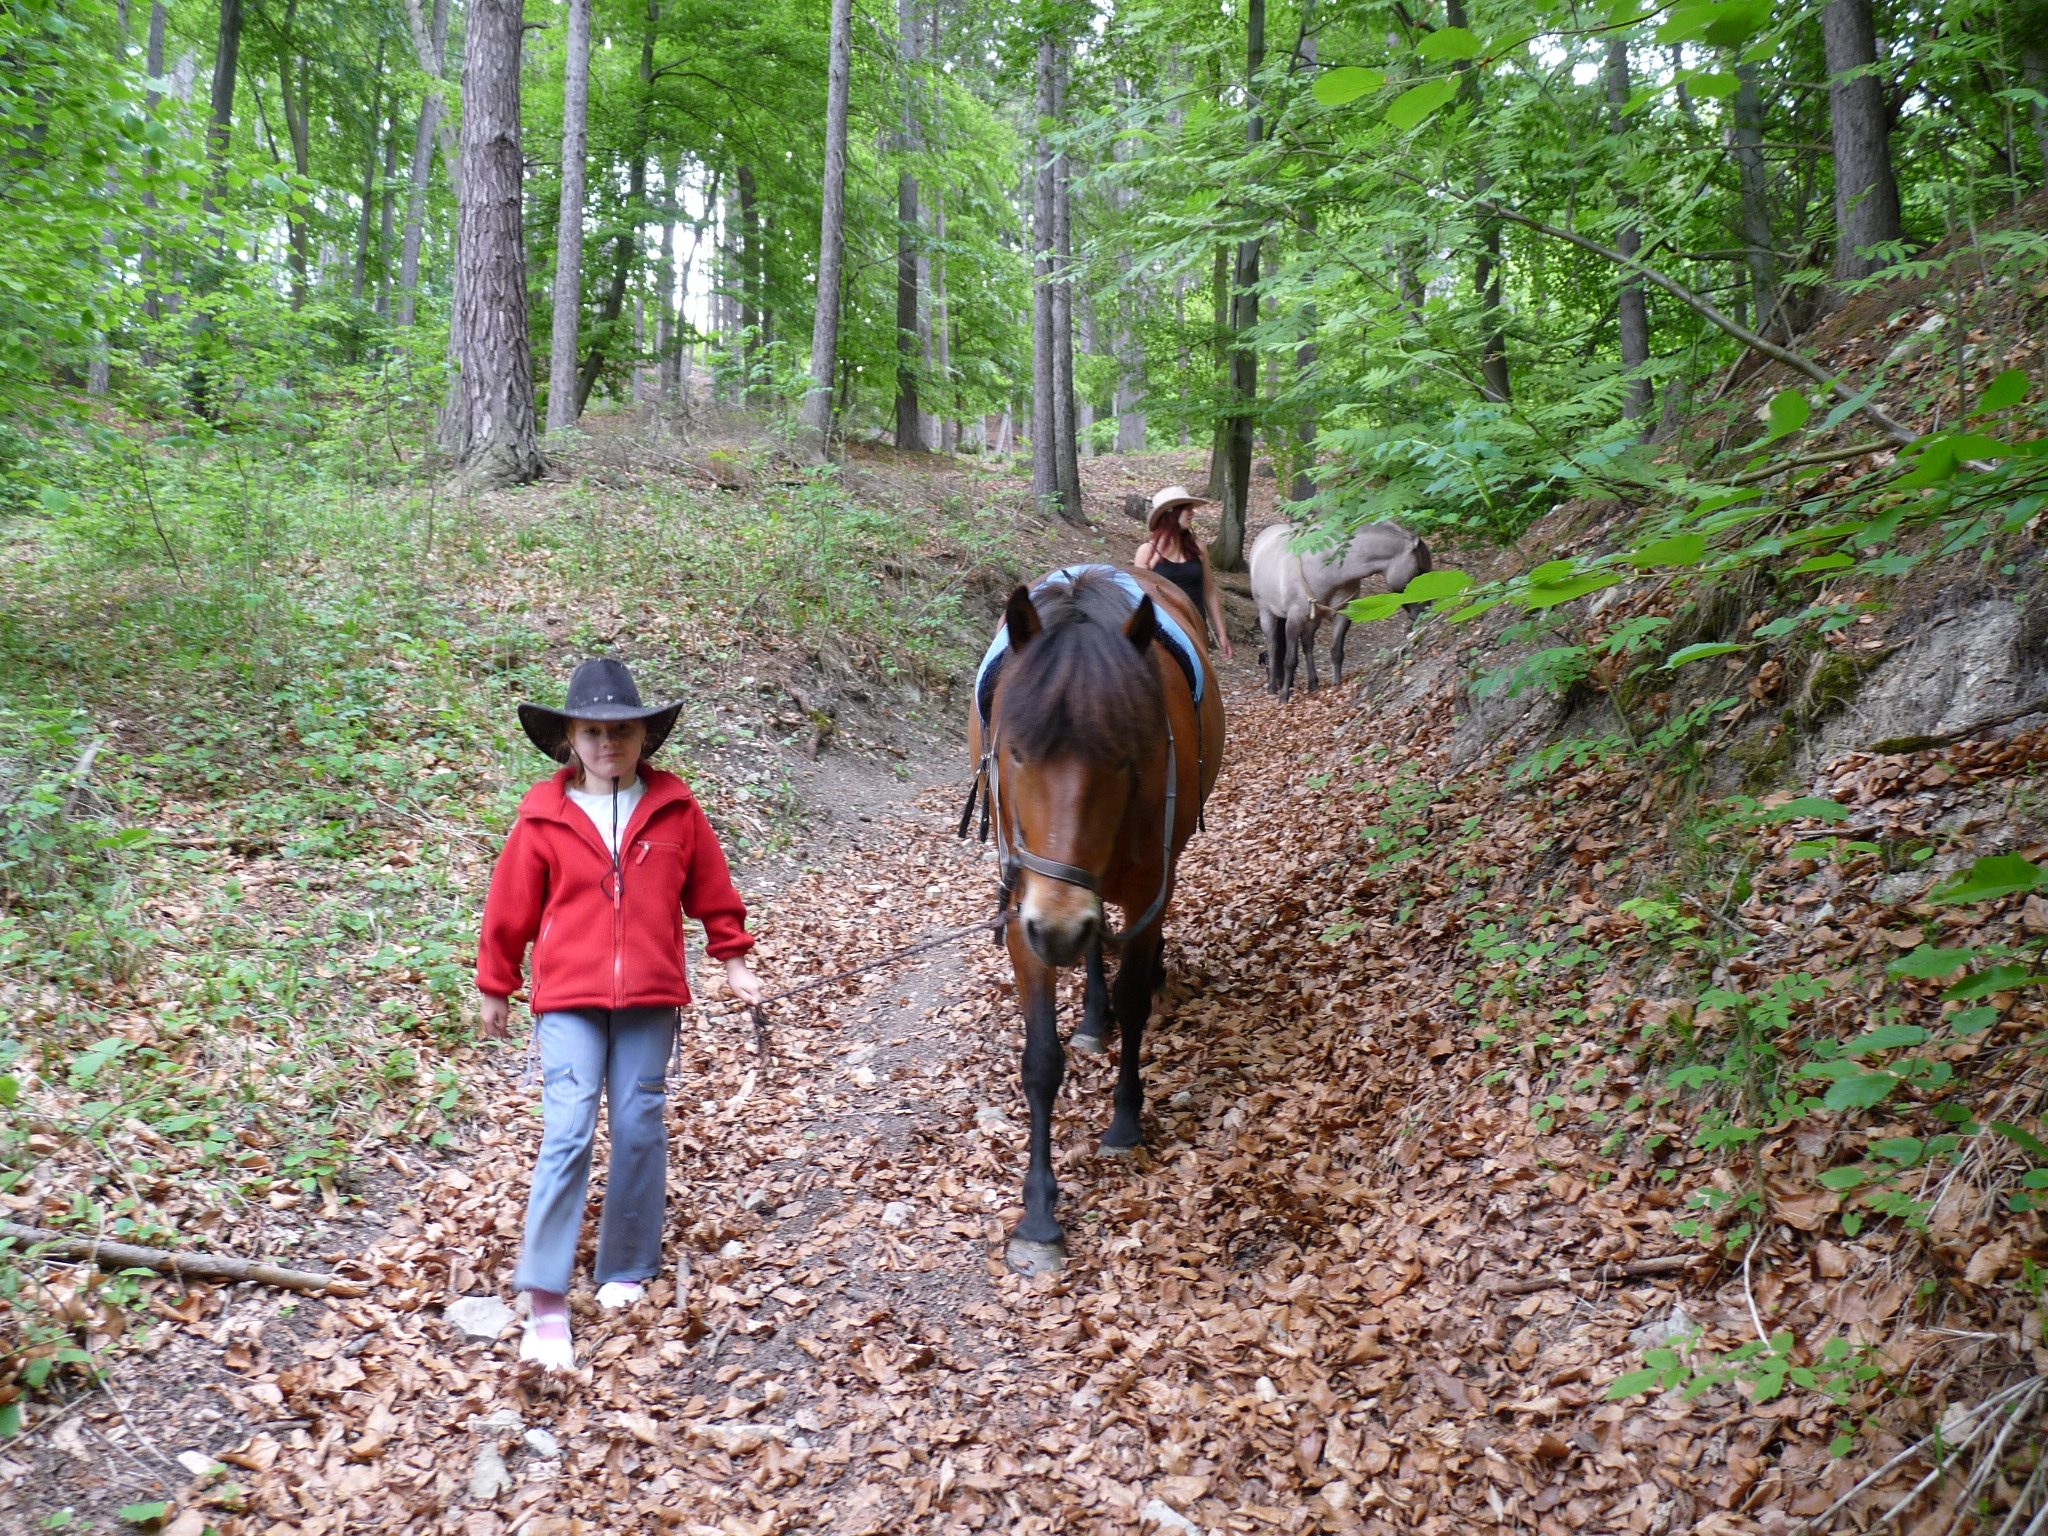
[0,392,1017,1428]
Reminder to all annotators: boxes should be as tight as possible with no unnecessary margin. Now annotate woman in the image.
[1133,485,1233,661]
[477,657,765,1369]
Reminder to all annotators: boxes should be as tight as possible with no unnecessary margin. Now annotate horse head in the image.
[992,576,1162,969]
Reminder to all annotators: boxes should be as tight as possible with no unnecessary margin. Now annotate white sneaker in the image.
[595,1281,645,1310]
[519,1314,575,1370]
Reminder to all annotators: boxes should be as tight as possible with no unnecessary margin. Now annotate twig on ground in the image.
[0,1222,367,1296]
[1489,1255,1694,1297]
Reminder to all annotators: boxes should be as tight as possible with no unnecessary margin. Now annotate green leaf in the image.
[1666,642,1746,668]
[1887,946,1976,979]
[1823,1073,1898,1111]
[1384,76,1462,131]
[1943,963,2039,1001]
[1872,1137,1925,1165]
[1605,1369,1664,1399]
[1312,66,1385,106]
[1929,855,2043,904]
[118,1506,170,1528]
[1788,552,1854,575]
[1346,592,1407,623]
[1770,797,1852,823]
[0,1401,17,1438]
[1655,0,1773,47]
[1524,574,1621,608]
[1977,369,2030,414]
[1686,70,1739,98]
[1627,533,1707,568]
[1445,596,1506,624]
[1843,1024,1928,1055]
[1818,1166,1869,1190]
[1417,26,1482,61]
[1949,1005,1999,1037]
[1401,569,1474,603]
[1993,1121,2048,1161]
[1763,388,1811,442]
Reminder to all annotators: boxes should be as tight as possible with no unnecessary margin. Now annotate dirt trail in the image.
[26,638,1795,1536]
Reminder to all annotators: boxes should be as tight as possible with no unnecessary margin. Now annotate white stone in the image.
[176,1450,223,1478]
[688,1419,788,1455]
[445,1296,517,1340]
[523,1428,562,1459]
[49,1419,88,1459]
[468,1443,513,1502]
[973,1105,1010,1131]
[467,1408,524,1434]
[1140,1498,1200,1534]
[881,1202,914,1229]
[851,1066,879,1089]
[1071,1384,1104,1411]
[1629,1304,1697,1352]
[1253,1376,1278,1402]
[1169,1091,1194,1107]
[843,1044,876,1065]
[776,1201,805,1218]
[719,1240,746,1260]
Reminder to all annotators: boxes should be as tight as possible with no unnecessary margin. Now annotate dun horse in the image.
[1248,521,1431,699]
[963,566,1224,1275]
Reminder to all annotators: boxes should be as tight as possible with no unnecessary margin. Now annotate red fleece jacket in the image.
[476,766,754,1013]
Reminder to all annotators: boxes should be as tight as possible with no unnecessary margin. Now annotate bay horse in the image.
[963,565,1224,1275]
[1248,521,1431,699]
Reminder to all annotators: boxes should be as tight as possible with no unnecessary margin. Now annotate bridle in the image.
[959,710,1179,948]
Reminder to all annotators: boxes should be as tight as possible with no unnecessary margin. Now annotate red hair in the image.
[1146,506,1200,563]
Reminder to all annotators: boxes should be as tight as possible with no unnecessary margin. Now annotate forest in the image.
[11,0,2048,1532]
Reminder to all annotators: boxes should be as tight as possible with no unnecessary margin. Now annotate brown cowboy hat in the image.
[518,657,682,763]
[1146,484,1211,532]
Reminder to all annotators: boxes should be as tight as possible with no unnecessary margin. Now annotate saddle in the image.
[973,565,1206,727]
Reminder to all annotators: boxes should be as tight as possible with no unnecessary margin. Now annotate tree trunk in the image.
[140,0,170,323]
[207,0,242,213]
[1732,60,1780,337]
[397,0,453,326]
[1447,0,1508,403]
[1822,0,1902,282]
[277,24,312,309]
[799,0,854,458]
[1215,0,1264,573]
[1204,245,1228,498]
[893,0,923,449]
[546,0,592,431]
[933,187,954,452]
[737,161,764,405]
[654,168,676,406]
[375,124,398,313]
[1288,8,1317,501]
[1075,298,1096,458]
[1605,38,1651,423]
[575,3,657,418]
[1051,35,1082,520]
[352,39,386,306]
[443,0,544,486]
[1030,36,1060,514]
[2024,14,2048,178]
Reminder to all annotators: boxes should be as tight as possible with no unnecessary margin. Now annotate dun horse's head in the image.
[993,578,1163,969]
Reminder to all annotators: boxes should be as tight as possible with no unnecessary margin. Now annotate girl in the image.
[1134,485,1234,661]
[477,657,764,1369]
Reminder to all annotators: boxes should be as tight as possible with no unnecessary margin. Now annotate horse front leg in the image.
[1101,924,1163,1153]
[1281,616,1304,703]
[1072,940,1110,1054]
[1264,614,1286,695]
[1301,611,1324,693]
[1330,614,1353,686]
[1007,934,1068,1276]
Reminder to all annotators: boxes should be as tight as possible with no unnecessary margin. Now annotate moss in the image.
[1731,719,1795,790]
[1789,644,1890,726]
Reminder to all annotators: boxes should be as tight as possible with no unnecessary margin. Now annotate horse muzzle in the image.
[1020,905,1100,968]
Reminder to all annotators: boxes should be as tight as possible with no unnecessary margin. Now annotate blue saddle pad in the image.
[975,565,1206,726]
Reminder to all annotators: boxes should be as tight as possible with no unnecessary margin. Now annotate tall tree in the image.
[350,38,388,307]
[398,0,454,326]
[206,0,243,214]
[444,0,543,486]
[894,0,924,450]
[1051,36,1082,515]
[1605,38,1651,422]
[1822,0,1902,281]
[1030,32,1062,516]
[1288,6,1317,502]
[1446,0,1509,403]
[1732,60,1779,337]
[1216,0,1265,572]
[798,0,854,460]
[546,0,593,432]
[574,0,657,417]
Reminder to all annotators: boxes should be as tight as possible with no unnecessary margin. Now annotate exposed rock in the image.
[881,1201,914,1228]
[444,1295,517,1340]
[468,1443,513,1502]
[1629,1303,1697,1351]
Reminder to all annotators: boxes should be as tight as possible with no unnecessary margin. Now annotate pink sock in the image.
[527,1289,568,1339]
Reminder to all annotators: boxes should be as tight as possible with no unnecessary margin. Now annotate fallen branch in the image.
[149,830,281,852]
[1866,695,2048,755]
[0,1222,368,1296]
[1490,1254,1694,1297]
[1721,439,1893,488]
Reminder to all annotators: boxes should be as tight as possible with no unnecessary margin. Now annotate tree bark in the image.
[140,1,170,323]
[1215,0,1264,573]
[546,0,593,431]
[2024,13,2048,179]
[1075,297,1096,459]
[1051,36,1082,519]
[1732,60,1780,337]
[737,161,764,404]
[932,186,954,452]
[375,122,398,313]
[206,0,243,214]
[1605,39,1651,423]
[1288,8,1317,501]
[1204,245,1228,498]
[276,16,312,310]
[443,0,544,486]
[397,0,452,327]
[352,38,387,306]
[1447,0,1509,403]
[1030,34,1060,513]
[1822,0,1902,282]
[798,0,854,459]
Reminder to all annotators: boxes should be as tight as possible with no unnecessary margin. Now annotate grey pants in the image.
[511,1006,677,1295]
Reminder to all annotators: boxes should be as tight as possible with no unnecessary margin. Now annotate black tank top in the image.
[1152,553,1207,626]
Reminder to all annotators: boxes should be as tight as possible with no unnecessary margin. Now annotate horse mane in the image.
[999,571,1163,763]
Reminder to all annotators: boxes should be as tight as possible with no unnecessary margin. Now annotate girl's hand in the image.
[723,957,765,1006]
[1220,636,1235,662]
[479,994,511,1041]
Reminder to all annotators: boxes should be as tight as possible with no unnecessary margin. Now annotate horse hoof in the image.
[1070,1031,1107,1055]
[1006,1238,1066,1276]
[1098,1141,1141,1161]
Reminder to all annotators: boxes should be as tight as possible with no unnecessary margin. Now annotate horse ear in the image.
[1003,585,1042,650]
[1124,594,1158,652]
